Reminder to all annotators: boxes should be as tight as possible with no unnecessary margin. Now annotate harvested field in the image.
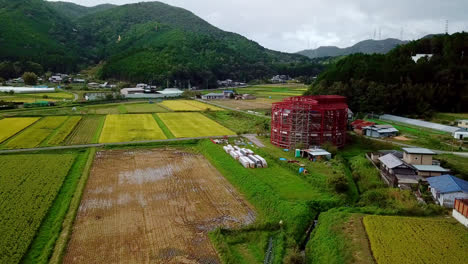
[47,116,82,145]
[161,100,223,111]
[99,114,166,143]
[63,149,254,264]
[158,112,236,138]
[65,116,104,145]
[212,98,278,110]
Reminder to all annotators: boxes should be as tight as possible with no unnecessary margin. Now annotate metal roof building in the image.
[380,114,460,134]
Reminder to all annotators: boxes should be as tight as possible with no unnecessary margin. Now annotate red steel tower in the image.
[270,95,348,149]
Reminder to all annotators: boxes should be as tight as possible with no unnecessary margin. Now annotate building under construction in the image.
[271,95,348,149]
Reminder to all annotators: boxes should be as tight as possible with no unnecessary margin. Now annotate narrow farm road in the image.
[243,134,265,147]
[0,135,237,154]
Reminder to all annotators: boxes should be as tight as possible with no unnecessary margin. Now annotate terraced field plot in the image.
[161,100,223,111]
[212,98,279,109]
[63,149,254,264]
[0,154,76,264]
[65,116,104,145]
[158,112,236,138]
[5,116,68,148]
[86,105,121,114]
[47,116,82,145]
[99,114,166,143]
[124,103,169,113]
[364,215,468,264]
[0,117,39,143]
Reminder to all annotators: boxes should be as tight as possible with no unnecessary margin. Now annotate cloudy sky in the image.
[49,0,468,52]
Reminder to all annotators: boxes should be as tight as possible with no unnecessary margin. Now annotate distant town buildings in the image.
[217,79,246,88]
[271,75,290,83]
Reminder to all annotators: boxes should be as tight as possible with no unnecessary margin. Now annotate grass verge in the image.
[152,113,175,139]
[48,148,96,264]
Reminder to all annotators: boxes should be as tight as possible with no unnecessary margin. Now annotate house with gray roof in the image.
[362,124,399,138]
[378,153,419,187]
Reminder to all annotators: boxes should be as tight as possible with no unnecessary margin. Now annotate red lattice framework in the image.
[271,95,348,149]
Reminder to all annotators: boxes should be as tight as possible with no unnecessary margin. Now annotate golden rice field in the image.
[47,116,82,145]
[99,114,166,143]
[0,117,39,143]
[161,100,223,111]
[158,112,235,138]
[5,116,68,149]
[363,215,468,264]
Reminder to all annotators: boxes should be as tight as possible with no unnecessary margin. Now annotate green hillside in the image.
[0,0,83,72]
[48,1,116,19]
[0,0,314,87]
[307,32,468,116]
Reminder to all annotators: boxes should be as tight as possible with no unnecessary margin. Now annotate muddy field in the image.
[63,149,255,264]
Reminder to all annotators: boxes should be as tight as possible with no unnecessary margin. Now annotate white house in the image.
[456,119,468,129]
[453,129,468,140]
[427,175,468,208]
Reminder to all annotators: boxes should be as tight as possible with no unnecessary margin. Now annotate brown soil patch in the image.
[394,136,411,141]
[212,98,278,109]
[63,148,255,264]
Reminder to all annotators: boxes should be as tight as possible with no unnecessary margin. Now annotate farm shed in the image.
[0,87,55,93]
[351,120,375,135]
[362,124,399,138]
[402,148,436,165]
[156,88,183,97]
[301,148,332,160]
[378,154,417,187]
[271,95,348,149]
[427,175,468,208]
[453,199,468,227]
[453,129,468,140]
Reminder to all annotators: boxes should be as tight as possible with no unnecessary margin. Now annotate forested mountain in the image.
[48,1,116,19]
[0,0,84,74]
[298,38,408,59]
[0,0,317,87]
[306,33,468,116]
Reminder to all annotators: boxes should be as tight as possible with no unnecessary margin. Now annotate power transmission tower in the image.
[445,20,449,34]
[379,28,381,40]
[373,28,376,39]
[400,27,404,40]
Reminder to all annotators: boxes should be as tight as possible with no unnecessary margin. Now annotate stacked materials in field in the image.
[223,144,268,168]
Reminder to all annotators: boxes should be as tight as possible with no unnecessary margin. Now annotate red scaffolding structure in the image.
[271,95,348,149]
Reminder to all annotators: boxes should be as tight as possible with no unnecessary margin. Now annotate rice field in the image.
[47,116,82,145]
[64,116,104,145]
[123,103,169,113]
[161,100,223,111]
[63,149,254,264]
[5,116,68,148]
[212,98,279,110]
[158,112,236,138]
[0,154,76,264]
[363,215,468,264]
[99,114,166,143]
[0,117,39,143]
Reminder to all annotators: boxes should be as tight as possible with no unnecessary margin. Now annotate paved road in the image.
[243,134,265,147]
[0,135,237,154]
[367,137,468,158]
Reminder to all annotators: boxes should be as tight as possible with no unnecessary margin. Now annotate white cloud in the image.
[48,0,468,52]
